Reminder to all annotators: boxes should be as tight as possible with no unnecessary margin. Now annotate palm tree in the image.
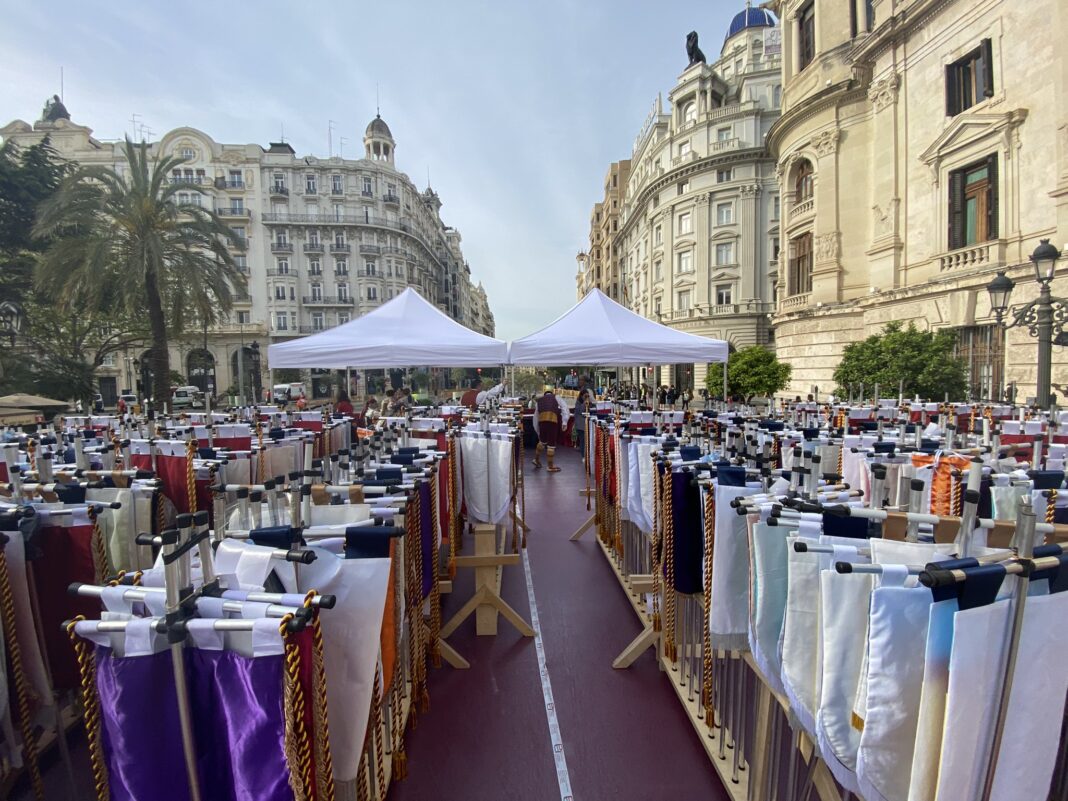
[34,138,246,405]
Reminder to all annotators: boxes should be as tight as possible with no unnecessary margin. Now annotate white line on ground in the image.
[521,545,575,801]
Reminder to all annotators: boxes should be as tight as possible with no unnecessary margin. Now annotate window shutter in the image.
[980,39,994,97]
[948,169,965,249]
[986,153,998,240]
[945,64,958,116]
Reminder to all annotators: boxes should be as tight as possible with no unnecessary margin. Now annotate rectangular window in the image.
[335,260,348,275]
[362,177,373,195]
[654,225,663,245]
[311,283,323,301]
[864,0,874,31]
[338,312,350,325]
[948,154,998,249]
[677,212,692,235]
[365,260,376,276]
[773,195,780,220]
[678,180,689,196]
[337,283,349,300]
[305,174,317,194]
[367,286,378,301]
[717,127,732,142]
[277,259,289,275]
[716,284,733,305]
[717,168,732,183]
[946,39,994,116]
[312,312,324,330]
[289,286,295,300]
[233,255,247,271]
[798,2,816,70]
[678,141,691,157]
[788,233,813,295]
[276,230,288,245]
[955,325,1003,401]
[275,313,288,331]
[237,311,250,324]
[273,171,285,190]
[332,174,343,194]
[715,242,735,265]
[309,259,321,275]
[397,263,405,278]
[716,203,734,226]
[308,230,320,245]
[654,297,662,317]
[334,231,345,246]
[676,290,692,311]
[676,251,693,273]
[654,261,663,281]
[273,286,284,302]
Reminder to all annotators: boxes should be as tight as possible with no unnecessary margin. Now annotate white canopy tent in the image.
[267,287,509,368]
[508,289,729,366]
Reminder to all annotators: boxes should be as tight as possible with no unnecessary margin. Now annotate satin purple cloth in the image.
[419,481,434,597]
[95,646,291,801]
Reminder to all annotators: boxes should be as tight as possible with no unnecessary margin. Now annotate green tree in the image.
[707,346,792,401]
[34,139,245,403]
[833,321,967,400]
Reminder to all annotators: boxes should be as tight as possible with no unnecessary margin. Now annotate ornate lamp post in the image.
[986,239,1064,408]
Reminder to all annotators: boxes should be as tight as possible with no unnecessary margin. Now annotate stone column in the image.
[866,70,902,291]
[738,184,760,300]
[811,128,842,303]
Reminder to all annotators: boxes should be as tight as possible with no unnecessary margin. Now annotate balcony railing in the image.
[271,242,293,253]
[228,236,248,250]
[938,240,1005,273]
[780,292,811,312]
[303,243,324,253]
[791,198,814,218]
[230,292,252,303]
[302,295,354,306]
[270,185,289,196]
[170,176,209,185]
[222,179,245,189]
[299,325,330,334]
[383,193,400,205]
[331,186,344,196]
[360,244,381,254]
[361,190,374,198]
[330,243,351,254]
[709,100,758,121]
[216,207,250,218]
[672,151,699,167]
[265,268,292,276]
[711,137,741,153]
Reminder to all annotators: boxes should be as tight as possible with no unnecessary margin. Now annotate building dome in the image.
[725,6,776,39]
[365,114,393,139]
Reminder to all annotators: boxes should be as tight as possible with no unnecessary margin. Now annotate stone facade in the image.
[577,160,631,302]
[767,0,1068,401]
[601,10,782,391]
[1,112,494,401]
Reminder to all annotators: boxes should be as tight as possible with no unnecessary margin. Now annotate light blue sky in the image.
[2,0,746,339]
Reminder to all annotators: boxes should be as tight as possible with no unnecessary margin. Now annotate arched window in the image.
[186,349,216,396]
[683,102,697,125]
[793,160,814,202]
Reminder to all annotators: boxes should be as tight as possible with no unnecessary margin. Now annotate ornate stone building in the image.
[767,0,1068,400]
[1,110,494,402]
[577,160,631,302]
[605,8,783,391]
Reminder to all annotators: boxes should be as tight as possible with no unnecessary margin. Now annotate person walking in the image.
[667,385,678,408]
[335,390,354,416]
[532,387,570,472]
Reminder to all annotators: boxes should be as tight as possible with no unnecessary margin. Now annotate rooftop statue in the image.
[686,31,706,67]
[41,94,70,123]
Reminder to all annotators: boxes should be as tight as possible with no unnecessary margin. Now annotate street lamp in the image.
[249,341,262,403]
[986,239,1064,408]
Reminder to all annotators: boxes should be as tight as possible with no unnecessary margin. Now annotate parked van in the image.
[272,382,306,404]
[171,386,204,409]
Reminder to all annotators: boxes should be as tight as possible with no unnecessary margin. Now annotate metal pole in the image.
[1036,282,1053,408]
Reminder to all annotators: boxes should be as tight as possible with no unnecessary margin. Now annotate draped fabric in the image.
[33,522,99,690]
[96,648,190,801]
[671,471,703,594]
[419,482,434,597]
[708,483,755,650]
[747,521,789,696]
[186,648,292,801]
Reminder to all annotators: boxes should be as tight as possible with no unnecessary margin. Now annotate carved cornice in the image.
[868,70,900,113]
[812,129,840,159]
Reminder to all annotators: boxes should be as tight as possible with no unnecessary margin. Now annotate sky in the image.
[1,0,746,340]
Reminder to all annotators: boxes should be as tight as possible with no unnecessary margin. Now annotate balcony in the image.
[303,242,325,254]
[270,184,289,197]
[938,240,1005,273]
[790,198,814,223]
[265,268,292,277]
[360,244,382,255]
[330,185,344,196]
[299,325,329,334]
[170,176,209,185]
[271,242,293,253]
[672,151,699,167]
[780,292,811,312]
[216,206,250,219]
[708,100,758,121]
[222,179,245,189]
[228,236,248,250]
[711,137,741,153]
[230,292,252,304]
[361,190,374,199]
[302,295,354,306]
[329,243,351,254]
[383,193,400,206]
